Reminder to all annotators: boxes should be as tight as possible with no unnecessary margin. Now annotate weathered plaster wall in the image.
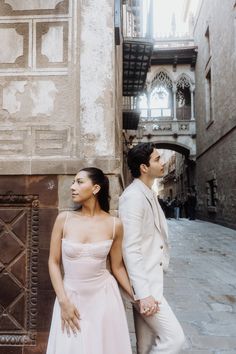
[0,0,120,175]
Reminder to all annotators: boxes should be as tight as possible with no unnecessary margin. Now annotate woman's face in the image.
[71,171,96,204]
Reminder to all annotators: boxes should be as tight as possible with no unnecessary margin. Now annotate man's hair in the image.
[127,143,156,178]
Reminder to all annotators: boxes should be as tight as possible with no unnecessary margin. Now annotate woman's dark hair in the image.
[127,143,156,178]
[79,167,110,212]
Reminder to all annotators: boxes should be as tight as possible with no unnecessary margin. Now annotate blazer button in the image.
[160,262,163,266]
[160,245,164,249]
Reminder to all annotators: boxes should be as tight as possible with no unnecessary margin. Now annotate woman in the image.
[46,167,133,354]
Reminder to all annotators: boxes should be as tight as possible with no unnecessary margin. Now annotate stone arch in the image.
[176,73,194,87]
[153,140,191,157]
[150,69,173,91]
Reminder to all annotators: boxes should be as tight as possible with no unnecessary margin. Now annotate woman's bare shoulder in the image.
[54,210,69,224]
[114,216,122,227]
[108,215,123,232]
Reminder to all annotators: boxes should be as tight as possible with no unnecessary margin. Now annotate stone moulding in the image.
[0,23,29,68]
[0,0,69,15]
[0,194,39,346]
[36,21,68,68]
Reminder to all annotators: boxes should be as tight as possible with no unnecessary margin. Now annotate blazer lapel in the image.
[133,179,162,233]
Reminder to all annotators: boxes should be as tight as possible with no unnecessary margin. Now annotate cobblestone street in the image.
[128,219,236,354]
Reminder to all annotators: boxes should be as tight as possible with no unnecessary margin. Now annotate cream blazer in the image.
[119,178,170,302]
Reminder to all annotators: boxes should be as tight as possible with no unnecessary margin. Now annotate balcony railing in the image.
[154,36,195,49]
[138,119,196,136]
[139,107,192,121]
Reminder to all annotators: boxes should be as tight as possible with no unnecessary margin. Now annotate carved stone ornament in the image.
[151,71,173,90]
[0,194,39,346]
[176,75,191,89]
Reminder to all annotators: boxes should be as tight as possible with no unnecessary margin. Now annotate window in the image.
[150,71,173,118]
[206,178,218,212]
[205,69,213,124]
[208,180,216,206]
[234,16,236,53]
[150,86,172,117]
[205,26,211,62]
[176,75,191,120]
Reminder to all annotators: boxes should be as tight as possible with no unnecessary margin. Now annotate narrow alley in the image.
[165,219,236,353]
[129,218,236,354]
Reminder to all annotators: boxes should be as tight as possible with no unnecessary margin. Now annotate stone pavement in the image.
[126,218,236,354]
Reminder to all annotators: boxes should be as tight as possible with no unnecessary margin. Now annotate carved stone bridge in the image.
[134,118,196,159]
[123,111,196,159]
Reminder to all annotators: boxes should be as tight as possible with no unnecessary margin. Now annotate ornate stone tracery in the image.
[151,71,173,90]
[176,74,191,89]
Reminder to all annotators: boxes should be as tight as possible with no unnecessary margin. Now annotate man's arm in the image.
[119,192,151,300]
[119,192,159,316]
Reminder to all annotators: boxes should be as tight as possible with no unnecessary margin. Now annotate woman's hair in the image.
[127,143,155,178]
[79,167,110,212]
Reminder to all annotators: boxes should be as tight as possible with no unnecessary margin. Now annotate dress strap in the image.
[112,217,116,240]
[62,211,69,238]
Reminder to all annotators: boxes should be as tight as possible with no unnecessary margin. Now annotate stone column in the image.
[190,85,195,120]
[172,84,177,121]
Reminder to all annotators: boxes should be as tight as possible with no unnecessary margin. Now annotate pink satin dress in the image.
[46,224,132,354]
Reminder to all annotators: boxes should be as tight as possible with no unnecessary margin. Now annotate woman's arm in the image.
[48,212,80,335]
[109,218,134,299]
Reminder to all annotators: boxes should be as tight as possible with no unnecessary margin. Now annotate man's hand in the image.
[139,296,160,317]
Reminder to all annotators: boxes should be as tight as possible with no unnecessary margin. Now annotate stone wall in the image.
[0,0,124,352]
[196,130,236,229]
[0,0,120,173]
[194,0,236,229]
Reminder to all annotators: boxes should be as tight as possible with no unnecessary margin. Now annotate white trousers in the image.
[133,297,185,354]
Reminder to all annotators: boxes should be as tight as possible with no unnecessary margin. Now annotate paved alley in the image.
[165,219,236,353]
[129,219,236,354]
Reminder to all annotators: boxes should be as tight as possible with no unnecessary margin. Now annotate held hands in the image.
[139,296,160,317]
[59,298,81,337]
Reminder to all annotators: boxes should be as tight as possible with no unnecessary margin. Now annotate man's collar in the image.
[133,178,154,199]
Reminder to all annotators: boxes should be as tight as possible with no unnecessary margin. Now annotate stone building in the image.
[0,0,126,352]
[194,0,236,229]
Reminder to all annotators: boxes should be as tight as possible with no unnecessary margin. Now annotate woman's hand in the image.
[139,296,160,317]
[59,298,81,336]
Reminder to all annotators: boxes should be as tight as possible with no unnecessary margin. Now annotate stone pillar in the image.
[190,85,195,120]
[80,0,116,159]
[172,84,177,121]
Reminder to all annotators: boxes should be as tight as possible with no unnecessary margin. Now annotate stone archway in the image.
[153,141,190,157]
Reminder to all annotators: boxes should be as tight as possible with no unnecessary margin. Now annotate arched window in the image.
[176,75,191,120]
[150,71,172,118]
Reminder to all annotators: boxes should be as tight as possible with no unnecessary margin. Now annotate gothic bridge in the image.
[123,40,198,160]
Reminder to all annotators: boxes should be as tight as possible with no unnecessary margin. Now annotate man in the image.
[119,143,185,354]
[188,191,197,220]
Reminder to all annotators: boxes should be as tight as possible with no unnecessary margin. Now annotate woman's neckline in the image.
[69,210,109,218]
[62,238,113,246]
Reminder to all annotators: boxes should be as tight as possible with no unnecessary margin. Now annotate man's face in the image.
[146,148,164,178]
